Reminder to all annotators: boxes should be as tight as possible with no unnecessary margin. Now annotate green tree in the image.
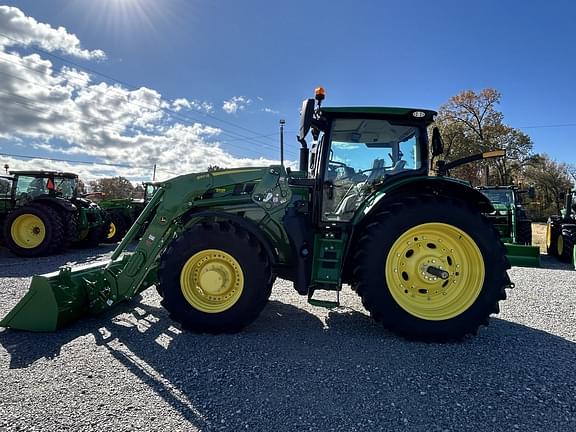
[436,89,533,185]
[522,154,572,217]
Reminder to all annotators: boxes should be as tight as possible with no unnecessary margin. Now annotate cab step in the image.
[307,290,340,309]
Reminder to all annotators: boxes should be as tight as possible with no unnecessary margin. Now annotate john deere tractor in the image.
[99,182,159,243]
[0,171,108,257]
[1,89,513,341]
[477,186,540,267]
[546,188,576,265]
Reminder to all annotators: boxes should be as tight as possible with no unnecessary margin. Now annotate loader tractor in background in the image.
[98,182,159,243]
[1,88,514,342]
[0,171,108,257]
[477,186,540,267]
[546,188,576,267]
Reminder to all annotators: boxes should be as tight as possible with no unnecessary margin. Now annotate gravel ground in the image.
[0,247,575,432]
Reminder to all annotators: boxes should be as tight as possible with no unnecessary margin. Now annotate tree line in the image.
[435,88,574,220]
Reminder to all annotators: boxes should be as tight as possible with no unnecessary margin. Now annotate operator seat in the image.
[365,159,387,183]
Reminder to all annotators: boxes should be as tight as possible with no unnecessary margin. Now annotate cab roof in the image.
[320,107,437,124]
[10,170,78,179]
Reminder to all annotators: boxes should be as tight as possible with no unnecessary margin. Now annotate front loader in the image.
[1,88,513,341]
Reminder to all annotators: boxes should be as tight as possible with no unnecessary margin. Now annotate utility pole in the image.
[152,164,157,181]
[279,119,286,167]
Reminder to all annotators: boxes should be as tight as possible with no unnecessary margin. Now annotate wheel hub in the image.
[11,214,46,249]
[180,249,244,313]
[385,223,484,321]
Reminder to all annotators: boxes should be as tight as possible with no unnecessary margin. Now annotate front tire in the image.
[558,225,576,263]
[158,221,273,333]
[546,216,561,257]
[516,219,532,245]
[352,195,510,342]
[103,213,128,244]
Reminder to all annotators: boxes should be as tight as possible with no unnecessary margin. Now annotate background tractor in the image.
[1,89,513,342]
[546,188,576,265]
[477,186,540,267]
[0,171,108,257]
[98,181,159,243]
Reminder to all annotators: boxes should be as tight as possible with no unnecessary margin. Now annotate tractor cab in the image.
[10,170,78,203]
[297,88,436,223]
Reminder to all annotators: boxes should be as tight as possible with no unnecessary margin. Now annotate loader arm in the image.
[0,168,269,331]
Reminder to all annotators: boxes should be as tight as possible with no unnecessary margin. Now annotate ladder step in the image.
[307,298,340,309]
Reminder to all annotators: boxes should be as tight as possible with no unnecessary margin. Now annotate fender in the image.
[180,210,279,267]
[353,176,493,227]
[33,197,77,213]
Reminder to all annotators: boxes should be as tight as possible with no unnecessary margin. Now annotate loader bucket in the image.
[0,259,128,332]
[505,243,541,268]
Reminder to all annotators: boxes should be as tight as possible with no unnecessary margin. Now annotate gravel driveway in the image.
[0,247,575,431]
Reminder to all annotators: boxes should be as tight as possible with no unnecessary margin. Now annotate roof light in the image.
[412,111,426,118]
[314,87,326,101]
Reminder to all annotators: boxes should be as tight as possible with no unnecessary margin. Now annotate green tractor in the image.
[0,170,108,257]
[477,186,540,267]
[546,188,576,266]
[1,89,513,342]
[99,182,159,243]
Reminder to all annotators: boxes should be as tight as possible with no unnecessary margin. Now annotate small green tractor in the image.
[477,186,540,267]
[0,171,108,257]
[98,182,159,243]
[1,89,514,341]
[546,188,576,267]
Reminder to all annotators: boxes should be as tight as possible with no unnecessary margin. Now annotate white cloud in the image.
[171,97,213,113]
[263,107,280,115]
[0,8,276,180]
[0,7,281,181]
[222,96,251,114]
[0,6,105,60]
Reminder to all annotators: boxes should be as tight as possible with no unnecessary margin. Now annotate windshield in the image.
[15,175,76,199]
[480,189,514,206]
[55,177,77,199]
[144,184,157,202]
[322,118,422,221]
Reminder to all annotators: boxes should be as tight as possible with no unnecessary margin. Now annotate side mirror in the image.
[298,99,315,143]
[558,191,566,202]
[527,186,535,199]
[431,127,444,157]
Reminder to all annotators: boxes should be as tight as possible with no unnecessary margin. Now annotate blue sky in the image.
[0,0,575,181]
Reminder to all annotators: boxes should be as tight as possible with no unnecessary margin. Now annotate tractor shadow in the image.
[1,295,575,431]
[537,254,574,271]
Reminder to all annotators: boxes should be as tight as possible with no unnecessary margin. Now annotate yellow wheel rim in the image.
[546,222,552,249]
[180,249,244,313]
[107,222,117,239]
[385,222,485,321]
[557,235,564,256]
[10,214,46,249]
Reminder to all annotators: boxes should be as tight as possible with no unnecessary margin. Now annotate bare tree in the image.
[436,89,533,185]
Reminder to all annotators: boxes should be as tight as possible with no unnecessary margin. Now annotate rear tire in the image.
[516,219,532,245]
[3,204,65,257]
[158,221,273,333]
[352,195,510,342]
